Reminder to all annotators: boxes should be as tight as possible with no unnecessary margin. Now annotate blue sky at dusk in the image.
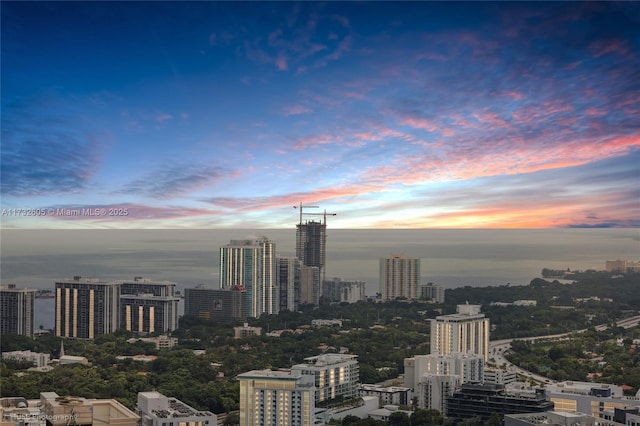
[2,1,639,229]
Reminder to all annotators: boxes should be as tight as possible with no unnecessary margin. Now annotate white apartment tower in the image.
[237,369,315,426]
[404,352,484,412]
[291,354,359,403]
[379,255,420,300]
[219,237,277,318]
[430,304,490,361]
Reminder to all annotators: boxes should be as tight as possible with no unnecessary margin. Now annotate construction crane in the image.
[293,203,336,224]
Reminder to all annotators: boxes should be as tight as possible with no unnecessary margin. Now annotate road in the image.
[487,314,640,384]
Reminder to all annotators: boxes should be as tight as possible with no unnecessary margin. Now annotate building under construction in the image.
[294,204,335,284]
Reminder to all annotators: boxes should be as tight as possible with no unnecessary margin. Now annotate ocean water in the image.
[2,228,639,329]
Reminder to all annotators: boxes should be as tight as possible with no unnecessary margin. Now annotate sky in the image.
[1,1,639,229]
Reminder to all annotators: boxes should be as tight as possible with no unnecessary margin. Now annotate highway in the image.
[487,314,640,384]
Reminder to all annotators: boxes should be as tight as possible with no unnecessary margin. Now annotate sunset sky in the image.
[2,1,639,229]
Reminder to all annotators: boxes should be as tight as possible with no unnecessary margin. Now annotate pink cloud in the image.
[590,39,630,58]
[283,105,312,116]
[275,55,289,71]
[503,91,524,101]
[400,117,438,132]
[292,133,337,150]
[585,108,607,116]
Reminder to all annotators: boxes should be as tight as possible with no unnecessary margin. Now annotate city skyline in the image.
[1,2,639,229]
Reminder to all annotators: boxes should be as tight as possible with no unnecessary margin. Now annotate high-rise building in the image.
[420,282,445,304]
[184,285,247,322]
[420,374,461,414]
[430,304,490,361]
[404,351,484,412]
[120,277,179,334]
[299,265,320,306]
[379,255,420,300]
[237,369,315,426]
[0,284,35,338]
[323,278,366,304]
[404,352,485,389]
[277,256,300,312]
[55,277,120,339]
[219,237,277,318]
[291,354,359,403]
[296,219,326,281]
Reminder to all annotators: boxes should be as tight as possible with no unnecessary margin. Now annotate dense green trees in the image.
[2,271,638,422]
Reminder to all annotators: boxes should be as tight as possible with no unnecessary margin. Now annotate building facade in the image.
[323,278,366,304]
[404,352,484,389]
[291,354,359,403]
[358,385,411,406]
[446,383,553,422]
[420,283,445,304]
[299,265,320,307]
[120,279,180,334]
[137,391,217,426]
[430,304,490,361]
[296,219,327,285]
[379,255,420,300]
[219,237,277,318]
[277,256,300,312]
[55,277,120,339]
[0,284,35,338]
[1,350,50,368]
[184,286,247,323]
[237,369,315,426]
[542,380,640,417]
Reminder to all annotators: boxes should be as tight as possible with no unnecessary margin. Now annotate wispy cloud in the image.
[282,104,312,116]
[1,97,104,196]
[114,164,233,199]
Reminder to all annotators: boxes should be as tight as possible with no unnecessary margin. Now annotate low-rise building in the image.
[446,383,553,422]
[505,411,600,426]
[368,405,413,423]
[137,391,216,426]
[233,323,261,339]
[58,355,89,365]
[127,335,178,349]
[542,381,640,418]
[358,385,411,407]
[311,319,343,328]
[41,392,139,426]
[484,367,517,385]
[1,351,50,368]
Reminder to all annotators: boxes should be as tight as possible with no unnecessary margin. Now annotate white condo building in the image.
[430,304,490,361]
[219,237,277,318]
[404,352,484,412]
[237,369,315,426]
[323,278,366,304]
[379,255,420,300]
[291,354,359,403]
